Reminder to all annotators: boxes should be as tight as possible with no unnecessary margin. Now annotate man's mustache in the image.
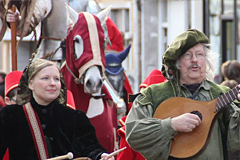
[187,63,201,70]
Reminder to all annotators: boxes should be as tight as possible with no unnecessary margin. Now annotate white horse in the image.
[61,8,118,153]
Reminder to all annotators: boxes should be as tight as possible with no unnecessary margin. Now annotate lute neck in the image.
[215,86,239,112]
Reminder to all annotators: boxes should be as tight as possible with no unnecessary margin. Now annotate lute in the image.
[153,85,239,159]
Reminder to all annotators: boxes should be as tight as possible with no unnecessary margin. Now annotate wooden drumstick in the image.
[46,152,74,160]
[100,146,127,160]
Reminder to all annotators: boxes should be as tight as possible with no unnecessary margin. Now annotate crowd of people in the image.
[2,5,240,160]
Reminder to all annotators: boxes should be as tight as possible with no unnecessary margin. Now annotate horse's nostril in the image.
[97,80,103,89]
[86,79,102,90]
[86,80,92,88]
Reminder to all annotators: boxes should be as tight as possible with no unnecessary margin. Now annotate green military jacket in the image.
[125,80,240,160]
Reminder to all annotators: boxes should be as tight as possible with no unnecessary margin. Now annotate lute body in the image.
[153,86,239,159]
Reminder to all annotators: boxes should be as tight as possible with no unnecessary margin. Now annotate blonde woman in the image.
[0,59,114,160]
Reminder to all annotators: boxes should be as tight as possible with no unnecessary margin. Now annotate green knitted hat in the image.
[161,29,209,79]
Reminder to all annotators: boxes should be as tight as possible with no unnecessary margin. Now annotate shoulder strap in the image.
[23,103,49,160]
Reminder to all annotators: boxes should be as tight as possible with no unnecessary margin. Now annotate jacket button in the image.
[42,109,47,114]
[42,124,47,129]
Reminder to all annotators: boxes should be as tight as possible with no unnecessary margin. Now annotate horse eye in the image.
[73,35,84,60]
[74,38,79,43]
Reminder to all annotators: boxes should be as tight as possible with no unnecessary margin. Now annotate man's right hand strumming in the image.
[171,113,201,132]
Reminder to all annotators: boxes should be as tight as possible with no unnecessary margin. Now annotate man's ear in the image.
[4,97,11,105]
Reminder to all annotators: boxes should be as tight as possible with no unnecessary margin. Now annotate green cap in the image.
[161,29,209,79]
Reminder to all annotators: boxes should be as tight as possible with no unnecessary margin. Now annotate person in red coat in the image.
[4,71,23,105]
[3,70,23,160]
[117,69,166,160]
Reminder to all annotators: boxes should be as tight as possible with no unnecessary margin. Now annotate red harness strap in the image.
[23,103,49,160]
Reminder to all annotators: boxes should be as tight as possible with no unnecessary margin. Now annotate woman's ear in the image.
[28,79,33,90]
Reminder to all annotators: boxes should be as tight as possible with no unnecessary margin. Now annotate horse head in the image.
[58,6,119,152]
[62,6,111,95]
[105,44,131,97]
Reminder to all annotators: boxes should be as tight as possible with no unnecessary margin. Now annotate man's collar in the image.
[180,79,211,93]
[199,80,211,90]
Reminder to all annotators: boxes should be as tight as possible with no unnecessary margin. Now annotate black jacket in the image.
[0,97,106,160]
